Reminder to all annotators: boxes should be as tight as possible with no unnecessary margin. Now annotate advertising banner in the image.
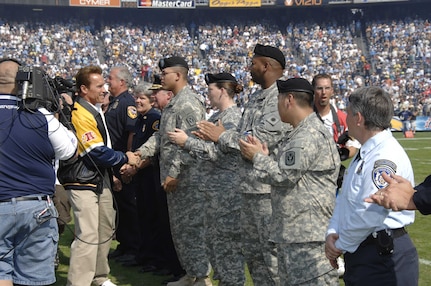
[209,0,261,7]
[280,0,408,6]
[69,0,121,7]
[283,0,324,6]
[352,0,407,3]
[138,0,195,8]
[391,116,431,132]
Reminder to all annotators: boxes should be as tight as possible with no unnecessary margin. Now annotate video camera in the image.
[337,131,351,161]
[16,66,75,112]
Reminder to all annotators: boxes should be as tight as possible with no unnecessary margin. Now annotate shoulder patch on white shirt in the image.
[372,159,397,189]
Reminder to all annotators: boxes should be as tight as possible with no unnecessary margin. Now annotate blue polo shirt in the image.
[0,96,55,200]
[105,91,137,152]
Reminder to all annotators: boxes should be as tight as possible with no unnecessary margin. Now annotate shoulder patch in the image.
[372,159,397,189]
[152,120,160,131]
[186,116,196,126]
[285,150,295,166]
[127,106,138,119]
[279,147,301,169]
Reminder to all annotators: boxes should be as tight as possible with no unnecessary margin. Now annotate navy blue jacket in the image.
[414,175,431,215]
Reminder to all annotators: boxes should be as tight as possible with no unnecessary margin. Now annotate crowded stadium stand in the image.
[0,1,430,117]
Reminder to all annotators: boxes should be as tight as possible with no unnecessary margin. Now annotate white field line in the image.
[398,137,431,141]
[420,258,431,267]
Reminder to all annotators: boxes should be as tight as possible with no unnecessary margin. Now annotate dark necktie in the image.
[354,149,361,162]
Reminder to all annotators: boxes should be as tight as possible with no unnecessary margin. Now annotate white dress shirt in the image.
[327,129,415,253]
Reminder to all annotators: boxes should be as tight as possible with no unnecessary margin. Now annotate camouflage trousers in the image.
[205,184,245,286]
[241,193,279,286]
[167,184,211,278]
[277,241,338,285]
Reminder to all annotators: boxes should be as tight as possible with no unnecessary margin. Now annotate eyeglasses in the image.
[315,86,332,91]
[160,71,176,77]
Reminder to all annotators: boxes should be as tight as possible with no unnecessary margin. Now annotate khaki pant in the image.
[66,180,115,286]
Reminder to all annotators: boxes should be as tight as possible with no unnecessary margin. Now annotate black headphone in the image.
[0,58,22,66]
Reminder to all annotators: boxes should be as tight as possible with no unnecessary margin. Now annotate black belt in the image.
[0,196,49,203]
[360,227,407,247]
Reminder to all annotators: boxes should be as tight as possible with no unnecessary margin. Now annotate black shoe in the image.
[108,249,125,259]
[161,274,183,284]
[115,254,136,263]
[139,264,158,273]
[152,268,172,276]
[122,259,141,267]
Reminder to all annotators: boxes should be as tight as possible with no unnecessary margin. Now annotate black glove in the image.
[337,131,351,145]
[338,147,350,161]
[58,95,75,131]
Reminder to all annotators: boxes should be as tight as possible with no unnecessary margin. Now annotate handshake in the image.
[120,151,150,184]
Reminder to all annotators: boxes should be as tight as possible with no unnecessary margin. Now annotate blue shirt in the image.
[105,91,138,152]
[132,108,160,151]
[0,95,76,200]
[327,129,415,253]
[398,110,413,122]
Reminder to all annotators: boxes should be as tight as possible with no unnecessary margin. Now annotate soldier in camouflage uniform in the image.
[239,78,340,285]
[135,56,210,286]
[197,44,291,286]
[168,73,245,286]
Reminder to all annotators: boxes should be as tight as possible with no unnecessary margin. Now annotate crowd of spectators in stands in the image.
[0,5,430,115]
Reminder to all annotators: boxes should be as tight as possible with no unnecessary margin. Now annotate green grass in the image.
[54,131,431,286]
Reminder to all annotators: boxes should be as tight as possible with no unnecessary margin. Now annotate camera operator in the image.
[312,74,361,162]
[0,58,77,286]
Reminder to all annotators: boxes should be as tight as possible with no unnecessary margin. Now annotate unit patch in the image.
[372,159,397,189]
[285,151,295,166]
[127,106,138,119]
[186,116,196,127]
[152,120,160,131]
[280,148,301,169]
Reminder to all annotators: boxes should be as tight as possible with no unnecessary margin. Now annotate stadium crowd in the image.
[1,2,431,286]
[1,5,431,113]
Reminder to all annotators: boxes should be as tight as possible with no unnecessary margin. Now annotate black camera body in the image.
[337,131,351,161]
[16,66,75,112]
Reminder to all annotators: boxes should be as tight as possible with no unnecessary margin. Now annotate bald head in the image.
[0,60,19,94]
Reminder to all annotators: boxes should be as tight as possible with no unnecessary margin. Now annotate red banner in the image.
[69,0,121,7]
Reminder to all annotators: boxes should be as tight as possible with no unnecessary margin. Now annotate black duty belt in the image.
[360,227,407,247]
[0,196,49,203]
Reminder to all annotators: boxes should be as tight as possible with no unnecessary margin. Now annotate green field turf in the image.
[54,131,431,286]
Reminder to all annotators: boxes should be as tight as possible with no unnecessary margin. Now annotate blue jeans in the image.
[0,196,58,285]
[402,121,411,134]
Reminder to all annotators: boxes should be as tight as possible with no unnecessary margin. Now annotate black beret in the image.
[253,44,286,69]
[159,56,188,70]
[276,78,314,95]
[205,73,237,85]
[149,74,162,90]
